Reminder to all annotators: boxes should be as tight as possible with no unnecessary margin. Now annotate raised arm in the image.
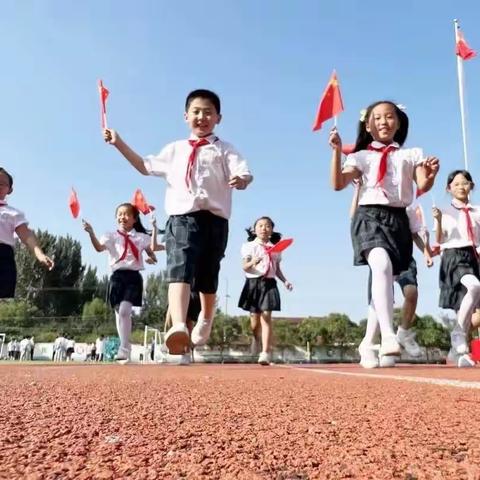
[414,156,440,193]
[104,128,149,175]
[82,220,106,252]
[15,224,54,270]
[150,217,165,252]
[329,128,360,190]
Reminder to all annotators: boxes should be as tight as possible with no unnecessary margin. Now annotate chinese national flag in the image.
[312,71,344,131]
[132,189,155,215]
[69,188,80,218]
[98,80,110,129]
[456,30,476,60]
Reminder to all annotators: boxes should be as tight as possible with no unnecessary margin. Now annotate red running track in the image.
[1,363,480,479]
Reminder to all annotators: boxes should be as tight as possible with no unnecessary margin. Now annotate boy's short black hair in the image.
[185,89,221,114]
[0,168,13,188]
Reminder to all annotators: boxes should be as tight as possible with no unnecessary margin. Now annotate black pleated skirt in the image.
[439,247,479,311]
[108,269,143,307]
[238,277,281,313]
[0,244,16,298]
[351,205,412,276]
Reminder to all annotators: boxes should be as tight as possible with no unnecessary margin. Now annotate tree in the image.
[0,300,40,335]
[415,315,450,361]
[297,317,326,361]
[139,271,169,329]
[15,231,85,317]
[80,266,102,305]
[322,313,361,359]
[82,298,115,334]
[207,311,242,361]
[272,319,299,362]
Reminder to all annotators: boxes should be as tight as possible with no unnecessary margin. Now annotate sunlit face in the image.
[254,218,273,242]
[448,174,473,202]
[184,97,221,138]
[365,103,400,144]
[0,172,12,201]
[116,206,136,231]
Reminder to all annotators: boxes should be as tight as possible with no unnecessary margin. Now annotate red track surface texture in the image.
[1,363,480,479]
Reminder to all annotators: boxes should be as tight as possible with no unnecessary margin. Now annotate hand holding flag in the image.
[132,189,155,215]
[312,71,344,131]
[98,80,110,129]
[69,188,80,219]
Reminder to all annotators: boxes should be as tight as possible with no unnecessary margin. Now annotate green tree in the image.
[322,313,361,359]
[82,298,115,334]
[0,300,39,336]
[297,317,326,361]
[207,311,242,361]
[80,266,102,305]
[415,315,450,361]
[272,319,299,362]
[139,271,169,330]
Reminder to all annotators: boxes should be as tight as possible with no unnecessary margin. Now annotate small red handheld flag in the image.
[132,189,155,215]
[312,71,344,131]
[69,188,80,218]
[98,80,110,129]
[266,238,294,254]
[341,144,355,155]
[456,29,476,61]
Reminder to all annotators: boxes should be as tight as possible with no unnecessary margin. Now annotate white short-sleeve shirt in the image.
[343,141,424,207]
[144,133,252,219]
[100,229,151,272]
[241,239,281,279]
[406,205,424,235]
[437,201,480,251]
[0,203,28,246]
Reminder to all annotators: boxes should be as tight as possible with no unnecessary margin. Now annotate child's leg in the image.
[361,304,379,346]
[401,285,418,329]
[366,247,399,355]
[168,282,191,327]
[259,311,273,353]
[115,301,133,353]
[458,274,480,331]
[190,293,216,346]
[250,313,261,354]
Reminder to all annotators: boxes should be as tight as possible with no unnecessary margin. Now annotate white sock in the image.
[458,274,480,331]
[115,301,133,350]
[361,304,379,346]
[366,247,395,339]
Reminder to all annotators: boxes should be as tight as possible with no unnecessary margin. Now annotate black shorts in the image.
[351,205,412,276]
[165,211,228,293]
[0,244,16,298]
[108,269,143,307]
[439,247,480,311]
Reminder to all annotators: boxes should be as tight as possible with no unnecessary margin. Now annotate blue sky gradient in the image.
[2,1,480,322]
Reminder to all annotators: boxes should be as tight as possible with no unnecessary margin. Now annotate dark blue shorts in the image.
[165,211,228,294]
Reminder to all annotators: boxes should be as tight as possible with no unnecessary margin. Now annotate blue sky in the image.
[2,1,480,322]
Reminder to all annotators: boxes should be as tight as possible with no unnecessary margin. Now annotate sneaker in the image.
[358,342,378,369]
[115,347,130,363]
[178,353,191,366]
[379,335,401,357]
[397,327,422,357]
[446,348,459,365]
[451,326,469,355]
[165,324,190,355]
[379,355,396,368]
[457,354,475,368]
[191,318,213,347]
[258,352,271,366]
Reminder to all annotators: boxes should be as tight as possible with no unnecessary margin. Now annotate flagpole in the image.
[454,19,469,170]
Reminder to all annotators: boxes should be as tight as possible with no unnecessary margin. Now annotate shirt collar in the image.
[452,198,474,210]
[188,133,218,144]
[370,141,400,149]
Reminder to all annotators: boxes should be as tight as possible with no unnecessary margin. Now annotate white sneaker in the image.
[446,348,459,365]
[165,324,190,355]
[191,318,213,346]
[178,353,191,366]
[457,354,475,368]
[115,347,130,363]
[358,342,378,369]
[397,327,422,357]
[450,326,469,355]
[379,335,401,357]
[258,352,271,365]
[379,355,396,368]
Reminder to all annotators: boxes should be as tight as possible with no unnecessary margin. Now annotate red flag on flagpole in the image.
[312,71,344,131]
[69,188,80,218]
[456,29,476,60]
[132,189,155,215]
[98,80,110,129]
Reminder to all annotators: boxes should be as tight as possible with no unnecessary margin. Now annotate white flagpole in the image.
[454,19,469,171]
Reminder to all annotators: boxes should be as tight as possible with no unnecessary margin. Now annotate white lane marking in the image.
[288,367,480,390]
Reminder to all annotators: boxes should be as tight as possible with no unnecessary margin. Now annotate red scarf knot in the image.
[116,230,140,263]
[367,143,398,187]
[186,138,210,191]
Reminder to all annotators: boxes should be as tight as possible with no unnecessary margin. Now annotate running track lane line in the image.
[282,366,480,390]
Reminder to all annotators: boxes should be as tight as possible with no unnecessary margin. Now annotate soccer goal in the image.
[143,325,167,364]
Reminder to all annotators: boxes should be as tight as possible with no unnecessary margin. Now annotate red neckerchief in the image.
[452,200,478,258]
[367,143,398,187]
[186,138,210,191]
[116,230,139,263]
